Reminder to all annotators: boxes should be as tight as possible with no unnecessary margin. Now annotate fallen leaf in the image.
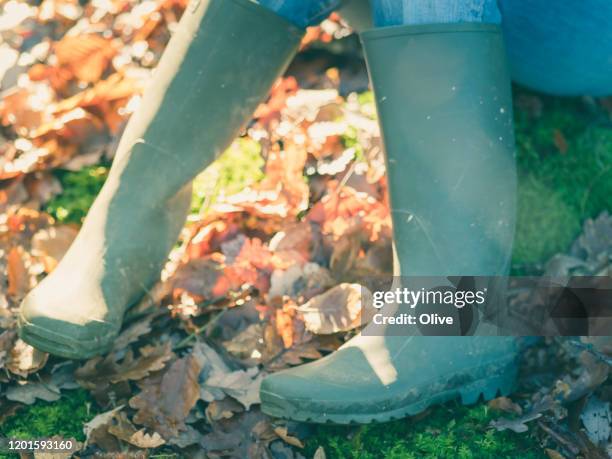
[53,34,117,83]
[205,367,264,410]
[107,411,166,448]
[274,426,304,448]
[545,449,566,459]
[7,339,48,377]
[5,381,61,404]
[7,246,29,299]
[76,342,173,392]
[553,129,568,154]
[298,283,372,334]
[129,350,202,439]
[490,411,542,433]
[31,225,78,272]
[205,398,244,423]
[83,406,124,450]
[128,429,166,449]
[580,396,611,445]
[488,396,523,415]
[314,446,327,459]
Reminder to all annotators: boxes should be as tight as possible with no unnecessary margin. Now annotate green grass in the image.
[512,90,612,266]
[45,165,109,224]
[190,137,265,214]
[304,404,544,459]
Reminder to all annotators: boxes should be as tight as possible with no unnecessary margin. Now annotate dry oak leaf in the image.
[31,225,78,273]
[53,34,117,83]
[7,339,48,377]
[204,367,264,410]
[107,411,166,449]
[0,84,54,136]
[171,257,230,301]
[307,183,391,242]
[6,381,61,404]
[0,330,18,369]
[52,73,140,113]
[75,342,173,390]
[205,398,244,423]
[488,396,523,415]
[83,406,124,451]
[194,341,263,409]
[129,351,202,440]
[30,107,105,144]
[298,283,373,334]
[7,246,29,298]
[274,426,304,448]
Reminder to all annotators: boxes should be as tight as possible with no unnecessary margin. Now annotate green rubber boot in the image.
[261,23,519,424]
[18,0,303,359]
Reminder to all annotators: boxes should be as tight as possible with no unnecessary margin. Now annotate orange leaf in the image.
[7,246,28,299]
[54,34,117,83]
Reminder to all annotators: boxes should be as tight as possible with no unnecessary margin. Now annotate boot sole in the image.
[260,355,517,424]
[18,313,114,360]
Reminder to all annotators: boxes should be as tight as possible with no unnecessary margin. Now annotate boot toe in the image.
[260,347,390,422]
[18,289,117,359]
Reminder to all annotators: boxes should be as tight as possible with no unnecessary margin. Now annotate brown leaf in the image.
[111,314,155,351]
[76,342,173,392]
[307,183,391,242]
[204,367,263,410]
[7,246,29,299]
[269,262,334,300]
[128,429,166,449]
[329,230,361,280]
[172,257,229,301]
[274,426,304,448]
[54,34,117,83]
[488,396,523,415]
[489,411,542,433]
[0,330,18,369]
[83,406,124,451]
[201,410,272,458]
[0,178,29,213]
[553,129,569,154]
[545,449,566,459]
[7,339,48,377]
[6,381,61,404]
[0,84,54,136]
[298,283,373,334]
[107,411,166,449]
[24,171,62,203]
[129,351,202,439]
[31,225,78,272]
[205,398,244,423]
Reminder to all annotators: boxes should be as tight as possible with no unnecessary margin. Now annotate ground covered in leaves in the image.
[0,1,611,458]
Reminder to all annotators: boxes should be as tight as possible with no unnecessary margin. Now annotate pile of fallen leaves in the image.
[0,0,610,458]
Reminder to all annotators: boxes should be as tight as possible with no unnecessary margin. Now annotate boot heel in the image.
[458,359,518,405]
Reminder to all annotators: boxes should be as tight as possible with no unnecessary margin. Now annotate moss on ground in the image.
[0,389,96,441]
[190,137,265,214]
[304,403,544,459]
[45,165,109,224]
[512,90,612,266]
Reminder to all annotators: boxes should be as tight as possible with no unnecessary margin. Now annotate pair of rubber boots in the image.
[19,0,518,423]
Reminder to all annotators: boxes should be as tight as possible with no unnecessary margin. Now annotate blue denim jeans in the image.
[257,0,499,28]
[257,0,612,96]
